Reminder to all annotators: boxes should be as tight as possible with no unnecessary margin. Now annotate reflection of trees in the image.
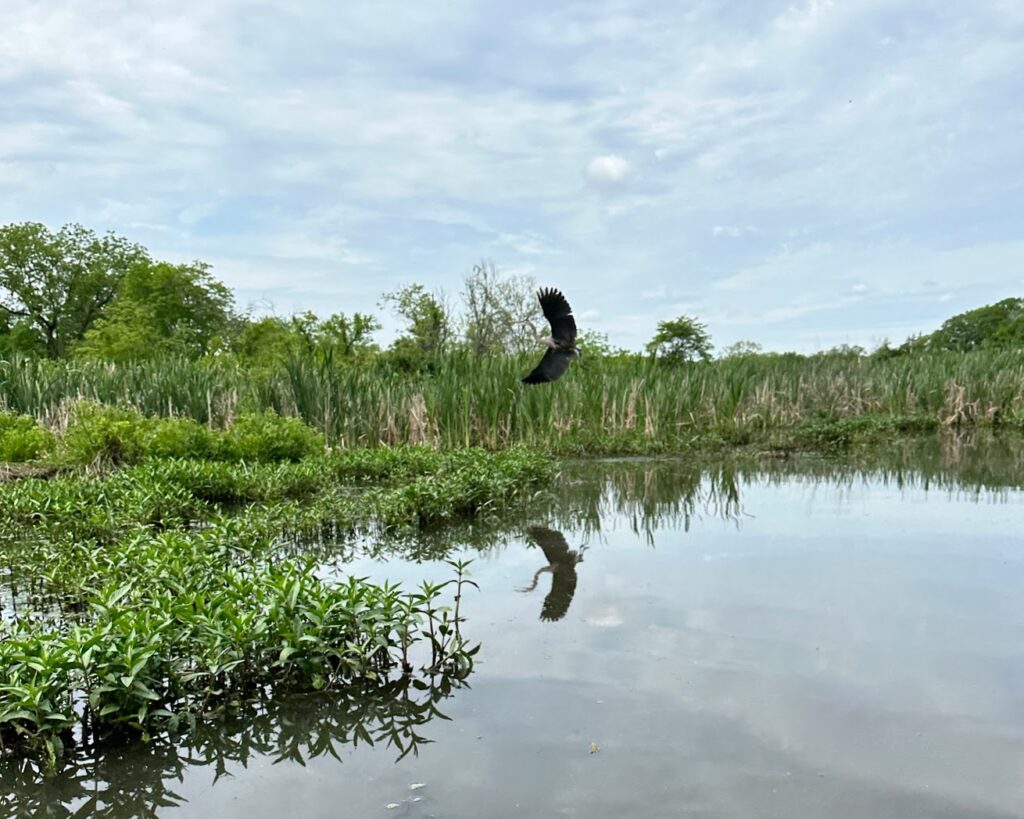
[752,432,1024,496]
[0,674,465,818]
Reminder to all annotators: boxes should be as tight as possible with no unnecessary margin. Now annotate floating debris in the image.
[589,741,600,754]
[385,803,401,810]
[410,783,427,790]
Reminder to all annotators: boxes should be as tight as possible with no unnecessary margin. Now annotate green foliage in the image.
[59,402,150,465]
[0,222,148,358]
[3,346,1024,458]
[812,343,866,358]
[381,283,452,364]
[646,315,713,363]
[231,311,380,370]
[719,340,764,359]
[56,402,321,466]
[232,315,296,361]
[0,411,54,461]
[141,415,217,459]
[219,411,323,462]
[0,445,553,764]
[0,313,44,356]
[788,414,938,450]
[575,329,620,359]
[74,260,235,361]
[923,297,1024,352]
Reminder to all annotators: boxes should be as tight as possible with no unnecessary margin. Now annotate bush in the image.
[0,411,54,462]
[219,412,324,462]
[59,402,147,465]
[57,402,322,465]
[144,416,217,459]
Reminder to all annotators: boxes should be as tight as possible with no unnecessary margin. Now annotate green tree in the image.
[646,316,712,363]
[0,222,148,357]
[233,311,380,364]
[719,340,764,359]
[0,312,44,356]
[293,311,380,358]
[575,329,616,358]
[925,297,1024,352]
[233,315,294,361]
[381,284,452,360]
[812,343,866,358]
[74,260,235,361]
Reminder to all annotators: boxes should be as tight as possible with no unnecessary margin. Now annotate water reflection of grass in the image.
[0,674,463,817]
[524,433,1024,541]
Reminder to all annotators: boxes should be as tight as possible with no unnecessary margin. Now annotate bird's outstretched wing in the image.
[541,571,578,622]
[521,348,574,384]
[526,526,572,563]
[537,288,577,344]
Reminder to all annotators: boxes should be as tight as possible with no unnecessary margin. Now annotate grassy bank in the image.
[3,349,1023,455]
[0,444,553,771]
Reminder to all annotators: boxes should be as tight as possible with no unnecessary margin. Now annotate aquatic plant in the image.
[0,446,552,770]
[0,672,465,814]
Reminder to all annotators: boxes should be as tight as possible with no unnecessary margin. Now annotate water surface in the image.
[5,438,1024,818]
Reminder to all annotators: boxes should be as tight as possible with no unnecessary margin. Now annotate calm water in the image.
[5,439,1024,818]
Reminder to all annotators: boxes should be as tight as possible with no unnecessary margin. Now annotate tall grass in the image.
[3,350,1023,451]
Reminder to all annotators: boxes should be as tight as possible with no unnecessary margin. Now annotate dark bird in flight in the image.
[517,526,588,622]
[521,288,580,384]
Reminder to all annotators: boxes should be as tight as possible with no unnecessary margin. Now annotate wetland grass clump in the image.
[0,411,53,463]
[4,349,1024,455]
[0,445,554,771]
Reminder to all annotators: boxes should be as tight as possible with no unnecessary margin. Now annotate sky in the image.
[2,0,1023,353]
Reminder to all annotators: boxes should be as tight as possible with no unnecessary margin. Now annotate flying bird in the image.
[521,287,580,384]
[517,526,588,622]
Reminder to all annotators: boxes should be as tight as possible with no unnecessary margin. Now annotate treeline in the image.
[4,222,1022,368]
[0,222,569,370]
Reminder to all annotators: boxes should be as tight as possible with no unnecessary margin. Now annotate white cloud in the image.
[586,154,631,184]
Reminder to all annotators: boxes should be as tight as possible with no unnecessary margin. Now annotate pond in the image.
[4,436,1024,818]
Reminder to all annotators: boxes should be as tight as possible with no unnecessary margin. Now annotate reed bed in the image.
[2,350,1023,452]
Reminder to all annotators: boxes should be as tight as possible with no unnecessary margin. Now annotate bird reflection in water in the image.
[517,526,587,621]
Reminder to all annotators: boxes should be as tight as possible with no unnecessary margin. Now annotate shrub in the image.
[0,411,54,462]
[58,402,147,466]
[143,416,217,459]
[219,412,324,462]
[56,402,323,465]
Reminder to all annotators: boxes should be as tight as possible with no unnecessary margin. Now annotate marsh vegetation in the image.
[0,419,552,771]
[3,348,1024,459]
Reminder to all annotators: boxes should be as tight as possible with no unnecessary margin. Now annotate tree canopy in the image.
[0,222,148,357]
[646,316,713,363]
[74,260,235,361]
[380,284,452,366]
[923,297,1024,352]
